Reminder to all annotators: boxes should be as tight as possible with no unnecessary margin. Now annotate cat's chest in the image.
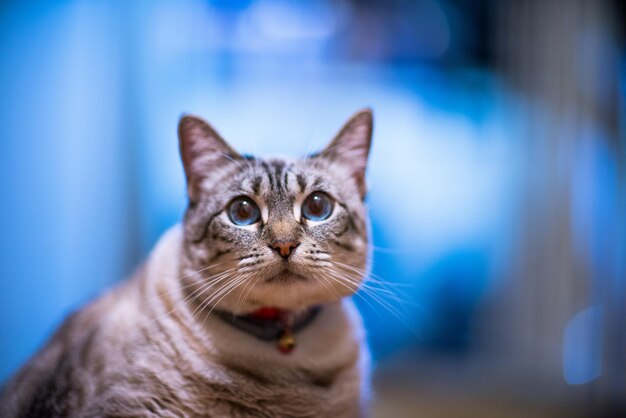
[186,364,359,418]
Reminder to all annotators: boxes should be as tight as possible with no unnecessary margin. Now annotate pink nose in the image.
[270,240,299,259]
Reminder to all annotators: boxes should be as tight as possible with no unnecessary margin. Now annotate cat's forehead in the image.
[227,156,334,197]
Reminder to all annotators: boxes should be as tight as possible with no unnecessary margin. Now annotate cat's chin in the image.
[236,277,356,312]
[265,271,308,283]
[208,276,357,314]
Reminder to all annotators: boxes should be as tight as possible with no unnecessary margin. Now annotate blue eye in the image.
[302,192,333,221]
[228,197,261,226]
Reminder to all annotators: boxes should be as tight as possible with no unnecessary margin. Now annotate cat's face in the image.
[178,110,372,313]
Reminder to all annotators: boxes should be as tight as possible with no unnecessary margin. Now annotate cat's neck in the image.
[213,305,321,354]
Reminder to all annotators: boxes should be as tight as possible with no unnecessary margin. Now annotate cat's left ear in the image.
[178,115,241,202]
[319,108,373,199]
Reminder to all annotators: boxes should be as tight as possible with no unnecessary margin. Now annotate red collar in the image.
[215,306,321,354]
[248,307,284,320]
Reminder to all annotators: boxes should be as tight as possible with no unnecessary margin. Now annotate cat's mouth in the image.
[266,269,308,283]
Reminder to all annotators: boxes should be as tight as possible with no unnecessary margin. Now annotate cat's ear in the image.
[319,108,373,199]
[178,115,241,202]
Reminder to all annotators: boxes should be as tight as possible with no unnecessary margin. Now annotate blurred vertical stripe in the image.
[0,1,142,382]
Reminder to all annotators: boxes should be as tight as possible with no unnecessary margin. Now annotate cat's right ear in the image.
[178,115,240,202]
[318,109,373,199]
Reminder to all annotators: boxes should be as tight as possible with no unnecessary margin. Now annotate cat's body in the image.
[1,110,374,418]
[2,227,368,417]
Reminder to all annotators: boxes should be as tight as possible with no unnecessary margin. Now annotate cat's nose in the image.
[269,240,300,259]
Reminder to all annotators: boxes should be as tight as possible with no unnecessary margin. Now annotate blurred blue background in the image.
[1,0,625,416]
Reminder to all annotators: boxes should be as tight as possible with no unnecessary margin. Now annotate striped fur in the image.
[0,109,374,417]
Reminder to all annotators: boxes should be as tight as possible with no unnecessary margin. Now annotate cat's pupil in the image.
[308,196,324,215]
[237,201,252,219]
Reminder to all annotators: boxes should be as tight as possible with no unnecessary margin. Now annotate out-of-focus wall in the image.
[0,1,142,382]
[492,0,625,410]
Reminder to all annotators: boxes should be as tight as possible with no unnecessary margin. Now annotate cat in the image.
[0,109,374,418]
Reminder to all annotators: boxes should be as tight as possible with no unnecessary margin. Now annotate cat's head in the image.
[178,110,372,313]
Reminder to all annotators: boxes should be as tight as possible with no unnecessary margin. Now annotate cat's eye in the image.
[302,192,334,222]
[227,196,261,226]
